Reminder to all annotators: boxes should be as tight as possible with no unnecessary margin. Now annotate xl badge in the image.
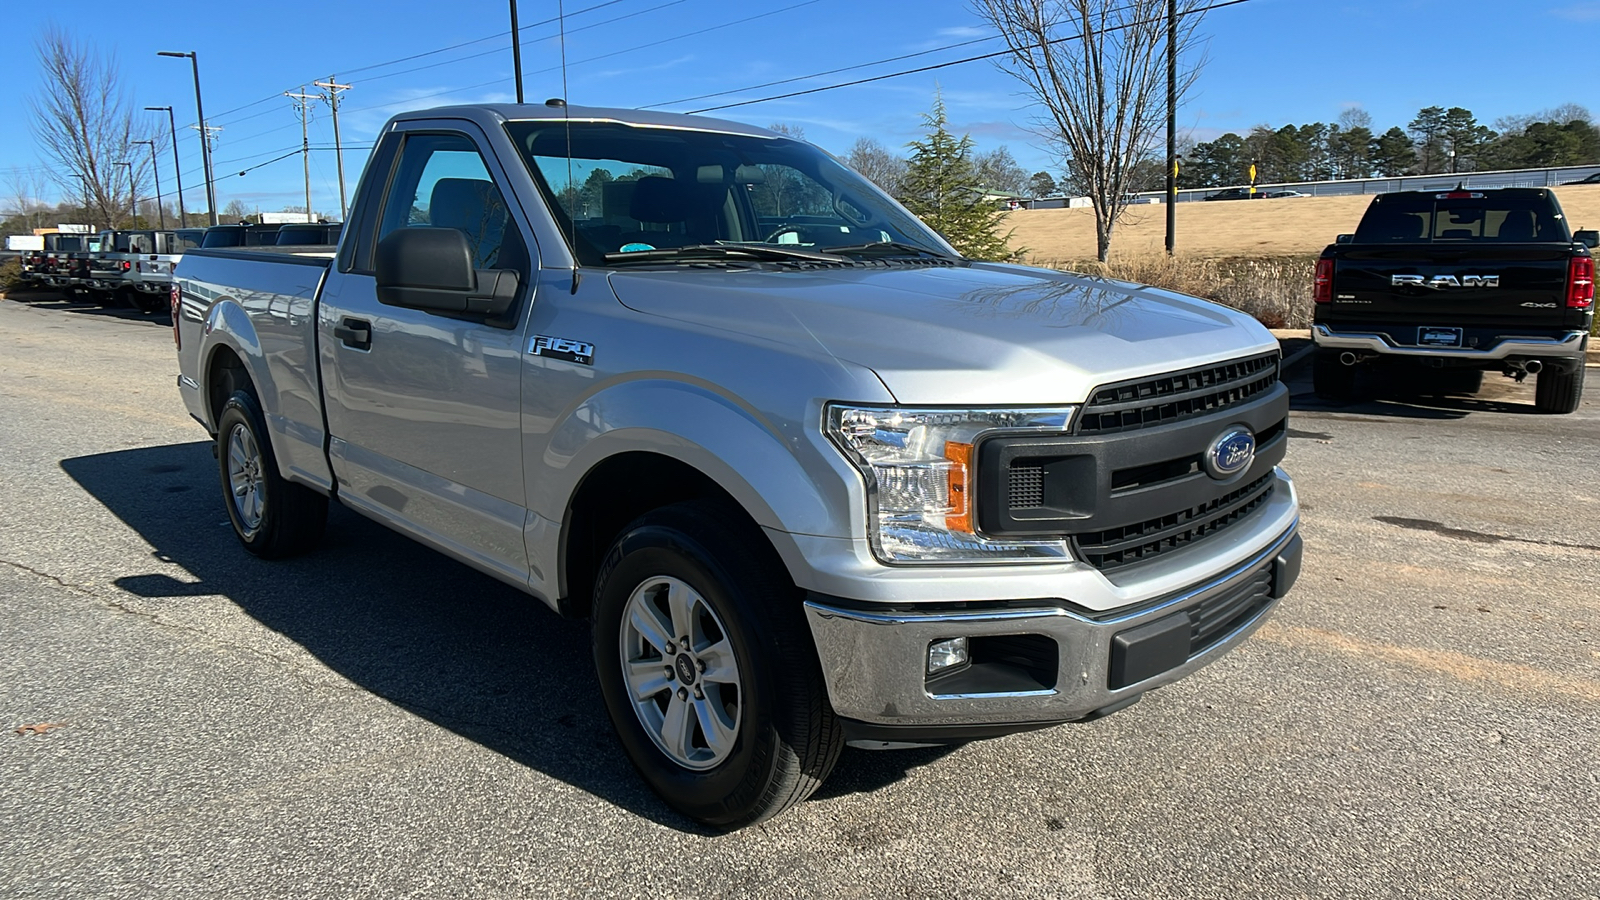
[1205,427,1256,480]
[529,335,594,365]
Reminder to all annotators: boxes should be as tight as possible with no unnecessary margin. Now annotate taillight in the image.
[1568,256,1594,309]
[171,284,182,348]
[120,260,130,271]
[1313,258,1334,303]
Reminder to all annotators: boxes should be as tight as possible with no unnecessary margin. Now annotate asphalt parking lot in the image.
[2,291,1597,899]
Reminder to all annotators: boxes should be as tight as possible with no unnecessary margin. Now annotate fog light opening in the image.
[927,637,970,675]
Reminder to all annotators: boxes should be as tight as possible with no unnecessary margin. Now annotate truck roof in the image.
[389,103,781,139]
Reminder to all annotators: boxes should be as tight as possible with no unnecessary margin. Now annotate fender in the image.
[201,296,335,493]
[530,374,889,598]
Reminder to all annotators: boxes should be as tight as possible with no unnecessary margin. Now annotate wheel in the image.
[592,501,843,828]
[215,389,328,557]
[1534,365,1585,414]
[1312,351,1356,401]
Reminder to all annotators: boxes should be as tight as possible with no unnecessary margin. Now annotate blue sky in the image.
[2,0,1597,217]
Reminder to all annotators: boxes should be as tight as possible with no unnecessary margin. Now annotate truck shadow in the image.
[8,290,169,324]
[60,441,950,832]
[1285,377,1541,419]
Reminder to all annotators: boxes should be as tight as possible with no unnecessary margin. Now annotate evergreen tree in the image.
[1440,107,1495,172]
[900,95,1013,261]
[1371,127,1417,177]
[1408,106,1450,173]
[1028,171,1059,197]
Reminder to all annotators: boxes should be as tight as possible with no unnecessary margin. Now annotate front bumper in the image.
[804,521,1300,736]
[1312,324,1588,361]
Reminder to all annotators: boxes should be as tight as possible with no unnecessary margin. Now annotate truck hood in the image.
[605,263,1276,405]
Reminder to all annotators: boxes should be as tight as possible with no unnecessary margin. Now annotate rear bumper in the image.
[1312,324,1588,361]
[803,521,1300,734]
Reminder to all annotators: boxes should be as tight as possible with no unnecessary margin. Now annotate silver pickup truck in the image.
[173,103,1301,828]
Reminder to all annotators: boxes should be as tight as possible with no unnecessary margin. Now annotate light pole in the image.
[116,161,135,227]
[145,106,187,228]
[134,140,165,228]
[158,51,217,225]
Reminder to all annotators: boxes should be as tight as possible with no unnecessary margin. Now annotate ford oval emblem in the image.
[1205,427,1256,480]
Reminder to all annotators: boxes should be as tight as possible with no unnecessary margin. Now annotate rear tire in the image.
[592,501,842,829]
[1312,351,1357,401]
[1534,365,1585,414]
[215,390,328,557]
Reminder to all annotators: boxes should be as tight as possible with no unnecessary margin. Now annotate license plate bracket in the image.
[1417,326,1463,348]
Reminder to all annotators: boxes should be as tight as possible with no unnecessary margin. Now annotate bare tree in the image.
[844,137,909,198]
[975,0,1207,260]
[28,26,152,231]
[5,169,51,233]
[972,145,1029,194]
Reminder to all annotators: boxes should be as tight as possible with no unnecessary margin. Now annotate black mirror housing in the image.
[1335,233,1354,244]
[1575,229,1599,249]
[375,227,519,324]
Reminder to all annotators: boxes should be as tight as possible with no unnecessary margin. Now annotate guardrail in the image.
[1026,164,1600,208]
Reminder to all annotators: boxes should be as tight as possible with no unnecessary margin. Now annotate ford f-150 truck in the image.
[173,103,1302,828]
[1312,187,1595,412]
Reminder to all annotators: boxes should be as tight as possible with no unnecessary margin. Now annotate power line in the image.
[688,0,1252,114]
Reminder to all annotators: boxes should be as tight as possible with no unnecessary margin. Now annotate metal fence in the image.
[1026,164,1600,208]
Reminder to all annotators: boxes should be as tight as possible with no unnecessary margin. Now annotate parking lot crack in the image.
[1373,516,1600,553]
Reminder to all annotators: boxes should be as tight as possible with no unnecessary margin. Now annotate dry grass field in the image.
[1008,183,1600,263]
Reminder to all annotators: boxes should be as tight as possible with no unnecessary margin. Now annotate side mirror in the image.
[1576,229,1599,249]
[1335,233,1354,244]
[375,227,520,323]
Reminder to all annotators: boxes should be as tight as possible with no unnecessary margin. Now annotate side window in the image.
[377,132,523,272]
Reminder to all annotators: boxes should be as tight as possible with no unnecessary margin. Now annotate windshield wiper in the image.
[825,241,958,260]
[603,243,839,265]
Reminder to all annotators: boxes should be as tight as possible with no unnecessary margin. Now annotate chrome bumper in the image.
[804,523,1300,729]
[1312,324,1588,360]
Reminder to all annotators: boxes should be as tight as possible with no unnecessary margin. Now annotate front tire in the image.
[592,502,842,828]
[1534,365,1585,414]
[215,390,328,557]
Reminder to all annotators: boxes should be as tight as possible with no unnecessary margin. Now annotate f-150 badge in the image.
[1391,274,1500,289]
[529,335,595,365]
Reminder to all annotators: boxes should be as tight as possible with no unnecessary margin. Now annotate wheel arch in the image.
[559,451,796,620]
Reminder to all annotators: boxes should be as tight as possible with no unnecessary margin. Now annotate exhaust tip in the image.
[1339,352,1358,366]
[1525,360,1543,375]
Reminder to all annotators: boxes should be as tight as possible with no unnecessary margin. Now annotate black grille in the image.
[1071,473,1275,571]
[1189,565,1274,654]
[1008,465,1045,509]
[1077,353,1280,435]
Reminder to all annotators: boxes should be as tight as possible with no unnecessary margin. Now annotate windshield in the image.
[504,120,951,266]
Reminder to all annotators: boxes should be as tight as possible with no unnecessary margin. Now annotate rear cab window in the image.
[1354,191,1570,243]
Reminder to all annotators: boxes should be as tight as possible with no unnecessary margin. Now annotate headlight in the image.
[825,404,1076,564]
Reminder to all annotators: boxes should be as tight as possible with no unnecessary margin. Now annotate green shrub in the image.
[0,257,23,293]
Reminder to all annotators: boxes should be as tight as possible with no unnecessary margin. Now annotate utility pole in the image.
[1164,0,1177,256]
[134,139,165,228]
[314,76,352,220]
[286,89,318,222]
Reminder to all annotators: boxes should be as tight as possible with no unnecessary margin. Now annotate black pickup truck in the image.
[1312,187,1594,413]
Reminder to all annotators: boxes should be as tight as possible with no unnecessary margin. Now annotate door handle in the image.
[334,317,371,350]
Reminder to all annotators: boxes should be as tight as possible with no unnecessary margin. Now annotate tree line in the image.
[1180,104,1600,188]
